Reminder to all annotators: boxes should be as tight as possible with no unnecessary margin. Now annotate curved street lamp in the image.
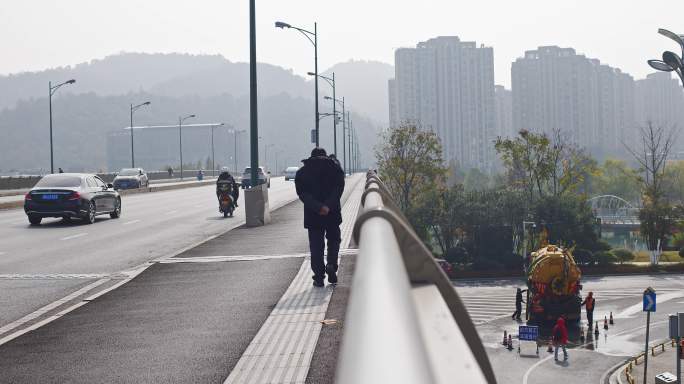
[276,20,319,146]
[311,72,338,155]
[49,79,76,173]
[179,114,196,180]
[130,101,151,168]
[648,28,684,87]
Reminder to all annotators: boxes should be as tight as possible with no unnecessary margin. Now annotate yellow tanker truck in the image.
[526,245,582,322]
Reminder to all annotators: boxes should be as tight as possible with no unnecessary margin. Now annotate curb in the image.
[0,179,217,211]
[611,338,675,384]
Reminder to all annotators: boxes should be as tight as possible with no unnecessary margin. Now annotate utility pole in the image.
[249,0,259,187]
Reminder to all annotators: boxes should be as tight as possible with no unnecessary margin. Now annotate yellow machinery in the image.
[526,245,582,322]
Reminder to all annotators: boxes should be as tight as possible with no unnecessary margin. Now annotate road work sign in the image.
[643,287,656,312]
[518,325,539,341]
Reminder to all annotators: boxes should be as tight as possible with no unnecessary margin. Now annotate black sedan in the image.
[24,173,121,225]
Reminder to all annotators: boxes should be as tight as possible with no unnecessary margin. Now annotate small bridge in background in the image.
[587,195,641,227]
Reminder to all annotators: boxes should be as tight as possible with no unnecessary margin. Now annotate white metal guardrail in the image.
[336,171,496,384]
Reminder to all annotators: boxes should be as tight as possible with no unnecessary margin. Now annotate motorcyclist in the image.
[217,167,239,208]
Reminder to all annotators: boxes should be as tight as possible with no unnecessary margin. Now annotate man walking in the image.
[581,291,595,329]
[295,147,345,287]
[512,287,527,320]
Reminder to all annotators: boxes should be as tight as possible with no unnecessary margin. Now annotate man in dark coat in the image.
[295,147,345,287]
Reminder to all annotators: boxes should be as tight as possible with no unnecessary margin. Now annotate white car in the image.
[284,166,299,181]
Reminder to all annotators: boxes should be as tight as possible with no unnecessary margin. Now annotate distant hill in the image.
[321,60,395,124]
[0,53,393,125]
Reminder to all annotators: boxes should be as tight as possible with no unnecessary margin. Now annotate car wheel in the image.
[84,201,96,224]
[110,198,121,219]
[28,215,42,225]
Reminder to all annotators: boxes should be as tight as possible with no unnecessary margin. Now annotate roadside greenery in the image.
[377,123,684,271]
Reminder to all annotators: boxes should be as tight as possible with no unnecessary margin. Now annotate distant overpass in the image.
[587,195,640,229]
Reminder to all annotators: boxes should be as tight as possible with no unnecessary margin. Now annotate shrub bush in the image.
[472,258,504,271]
[573,249,594,266]
[594,251,617,265]
[612,248,635,264]
[679,247,684,259]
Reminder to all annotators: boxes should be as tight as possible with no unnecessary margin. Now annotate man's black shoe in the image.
[313,275,325,287]
[326,264,338,284]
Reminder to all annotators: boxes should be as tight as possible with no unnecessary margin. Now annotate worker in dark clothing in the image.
[581,291,595,329]
[216,167,239,207]
[512,287,527,320]
[295,147,345,287]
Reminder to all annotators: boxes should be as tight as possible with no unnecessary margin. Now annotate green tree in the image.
[590,159,641,203]
[375,122,446,213]
[463,168,490,191]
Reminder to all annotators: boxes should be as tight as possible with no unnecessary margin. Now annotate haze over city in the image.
[1,0,683,86]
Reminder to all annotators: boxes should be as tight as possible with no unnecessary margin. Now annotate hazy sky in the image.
[1,1,683,87]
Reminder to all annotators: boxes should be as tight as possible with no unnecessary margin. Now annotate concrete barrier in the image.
[0,170,221,190]
[0,178,218,211]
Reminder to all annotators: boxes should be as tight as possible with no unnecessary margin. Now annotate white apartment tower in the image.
[494,85,513,139]
[389,36,496,170]
[512,46,635,158]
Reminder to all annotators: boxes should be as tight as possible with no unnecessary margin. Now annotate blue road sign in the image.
[519,325,539,341]
[643,288,656,312]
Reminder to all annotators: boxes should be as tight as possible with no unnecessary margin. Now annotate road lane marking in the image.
[60,233,88,241]
[0,278,110,342]
[164,210,178,215]
[615,291,684,318]
[123,219,141,225]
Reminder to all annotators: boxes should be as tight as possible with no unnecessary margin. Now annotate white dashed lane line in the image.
[123,219,141,226]
[60,233,88,241]
[164,210,178,215]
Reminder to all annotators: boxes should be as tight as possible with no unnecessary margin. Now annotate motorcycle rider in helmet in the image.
[217,167,239,208]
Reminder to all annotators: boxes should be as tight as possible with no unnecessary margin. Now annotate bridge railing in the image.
[336,171,496,384]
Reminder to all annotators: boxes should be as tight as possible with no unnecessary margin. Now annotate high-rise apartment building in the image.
[494,85,513,139]
[512,46,635,158]
[635,72,684,133]
[389,36,496,170]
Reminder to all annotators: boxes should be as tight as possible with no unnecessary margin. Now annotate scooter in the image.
[217,182,234,217]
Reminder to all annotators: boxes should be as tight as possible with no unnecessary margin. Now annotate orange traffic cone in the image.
[604,316,608,330]
[594,321,600,336]
[502,330,508,346]
[507,335,513,350]
[609,312,614,325]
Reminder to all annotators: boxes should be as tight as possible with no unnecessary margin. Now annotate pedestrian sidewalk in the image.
[614,339,680,384]
[0,174,364,383]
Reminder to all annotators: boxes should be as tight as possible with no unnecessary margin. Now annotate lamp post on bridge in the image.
[48,79,76,174]
[325,95,345,173]
[312,72,338,154]
[210,123,225,177]
[178,114,196,180]
[648,28,684,88]
[276,20,319,146]
[129,101,151,168]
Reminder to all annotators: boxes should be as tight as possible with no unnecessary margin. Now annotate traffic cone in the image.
[609,312,614,325]
[604,316,608,330]
[507,335,513,350]
[580,327,585,342]
[502,330,508,346]
[594,321,600,336]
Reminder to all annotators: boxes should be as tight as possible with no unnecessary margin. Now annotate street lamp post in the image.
[48,79,76,174]
[233,129,245,174]
[276,21,319,146]
[178,114,196,180]
[129,101,151,168]
[210,123,225,177]
[648,29,684,88]
[325,95,346,173]
[313,73,338,154]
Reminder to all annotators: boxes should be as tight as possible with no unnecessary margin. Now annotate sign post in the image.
[643,287,657,384]
[518,325,539,355]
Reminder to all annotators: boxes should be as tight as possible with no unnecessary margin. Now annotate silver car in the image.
[284,166,299,181]
[113,168,149,190]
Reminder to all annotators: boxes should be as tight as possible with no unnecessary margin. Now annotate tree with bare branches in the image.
[624,122,678,262]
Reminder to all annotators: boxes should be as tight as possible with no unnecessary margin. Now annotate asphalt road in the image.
[455,274,684,384]
[0,177,298,329]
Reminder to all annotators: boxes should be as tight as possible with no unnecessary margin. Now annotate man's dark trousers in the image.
[308,224,341,279]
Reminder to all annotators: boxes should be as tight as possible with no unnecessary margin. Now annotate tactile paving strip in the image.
[224,176,363,384]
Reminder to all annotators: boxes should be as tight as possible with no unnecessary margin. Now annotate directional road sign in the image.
[518,325,539,341]
[643,287,656,312]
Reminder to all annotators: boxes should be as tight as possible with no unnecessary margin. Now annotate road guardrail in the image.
[336,171,496,384]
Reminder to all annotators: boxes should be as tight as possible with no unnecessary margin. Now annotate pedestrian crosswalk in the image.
[458,287,683,326]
